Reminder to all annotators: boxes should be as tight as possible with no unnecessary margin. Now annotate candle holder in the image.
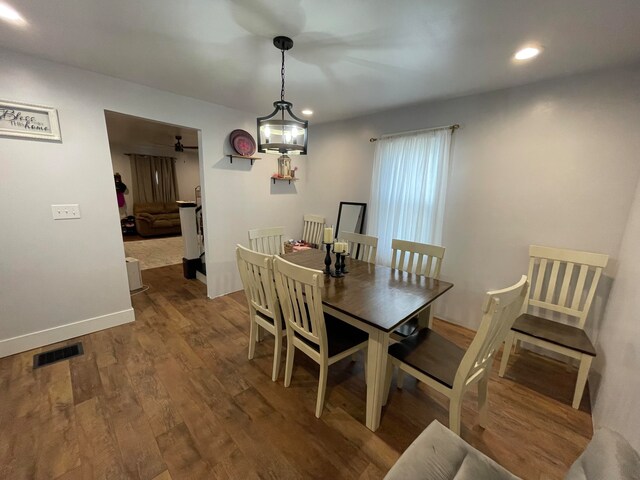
[323,242,333,275]
[331,251,344,278]
[339,252,349,274]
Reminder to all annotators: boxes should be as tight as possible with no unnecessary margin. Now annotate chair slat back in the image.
[339,231,378,264]
[235,245,279,320]
[390,239,445,278]
[273,256,328,353]
[248,226,285,255]
[455,276,529,389]
[302,214,325,248]
[525,245,608,329]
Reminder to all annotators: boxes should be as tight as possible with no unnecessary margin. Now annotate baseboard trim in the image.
[0,308,135,358]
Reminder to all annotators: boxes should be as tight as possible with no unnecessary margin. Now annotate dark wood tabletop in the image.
[283,249,454,333]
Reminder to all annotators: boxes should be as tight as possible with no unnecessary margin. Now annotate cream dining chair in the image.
[339,231,378,264]
[235,245,285,381]
[385,275,528,435]
[499,245,608,409]
[248,226,285,255]
[302,214,325,248]
[391,239,446,333]
[272,256,368,418]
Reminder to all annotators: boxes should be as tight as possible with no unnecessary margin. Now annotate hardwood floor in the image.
[0,264,593,479]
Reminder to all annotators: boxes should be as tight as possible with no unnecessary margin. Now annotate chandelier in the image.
[256,36,308,155]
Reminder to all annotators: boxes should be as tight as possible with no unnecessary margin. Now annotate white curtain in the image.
[368,128,452,266]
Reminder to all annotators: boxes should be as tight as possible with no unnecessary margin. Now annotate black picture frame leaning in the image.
[335,202,367,239]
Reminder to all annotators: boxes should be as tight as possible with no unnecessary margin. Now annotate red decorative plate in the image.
[230,129,256,156]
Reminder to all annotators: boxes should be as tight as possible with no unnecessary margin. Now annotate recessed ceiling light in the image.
[0,3,26,26]
[514,46,541,61]
[301,109,313,116]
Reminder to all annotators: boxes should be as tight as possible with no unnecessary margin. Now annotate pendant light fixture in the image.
[257,36,308,155]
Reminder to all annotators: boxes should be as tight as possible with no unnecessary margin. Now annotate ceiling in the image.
[3,0,640,123]
[104,111,199,152]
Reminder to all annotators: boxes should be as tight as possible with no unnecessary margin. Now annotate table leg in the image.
[417,305,432,329]
[365,330,390,431]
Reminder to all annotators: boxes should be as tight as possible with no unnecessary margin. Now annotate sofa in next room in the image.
[133,202,182,237]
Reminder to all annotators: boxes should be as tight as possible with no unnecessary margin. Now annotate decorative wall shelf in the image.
[271,177,298,185]
[228,154,260,165]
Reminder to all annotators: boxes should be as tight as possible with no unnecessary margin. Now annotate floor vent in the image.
[33,342,84,369]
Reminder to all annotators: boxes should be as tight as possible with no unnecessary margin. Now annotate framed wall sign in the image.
[0,100,62,141]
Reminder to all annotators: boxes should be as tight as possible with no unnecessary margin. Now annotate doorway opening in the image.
[104,111,206,286]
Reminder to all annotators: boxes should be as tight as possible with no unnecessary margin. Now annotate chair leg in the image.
[383,360,393,406]
[316,362,328,418]
[396,368,405,389]
[499,331,515,377]
[449,393,463,436]
[271,331,283,382]
[573,354,593,409]
[363,353,368,384]
[284,341,295,388]
[248,318,257,360]
[428,306,434,330]
[257,325,264,342]
[478,370,490,429]
[513,338,521,354]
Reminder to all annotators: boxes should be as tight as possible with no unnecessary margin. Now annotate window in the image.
[368,128,452,265]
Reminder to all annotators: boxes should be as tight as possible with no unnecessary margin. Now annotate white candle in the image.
[323,227,333,243]
[335,242,345,253]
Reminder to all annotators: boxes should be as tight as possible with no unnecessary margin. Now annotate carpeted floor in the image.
[124,235,184,270]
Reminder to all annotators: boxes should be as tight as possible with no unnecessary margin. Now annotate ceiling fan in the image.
[174,135,198,152]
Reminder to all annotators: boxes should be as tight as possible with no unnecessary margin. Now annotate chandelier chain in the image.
[280,49,285,102]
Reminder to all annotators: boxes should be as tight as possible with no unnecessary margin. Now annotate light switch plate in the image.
[52,204,81,220]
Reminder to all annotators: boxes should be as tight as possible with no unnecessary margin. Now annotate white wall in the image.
[306,64,640,330]
[0,49,307,356]
[591,176,640,451]
[175,151,201,203]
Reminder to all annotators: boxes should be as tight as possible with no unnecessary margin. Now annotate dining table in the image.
[283,249,454,431]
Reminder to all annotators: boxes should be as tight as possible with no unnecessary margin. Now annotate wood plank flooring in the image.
[0,264,593,479]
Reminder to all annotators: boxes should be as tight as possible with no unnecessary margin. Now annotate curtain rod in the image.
[369,123,459,142]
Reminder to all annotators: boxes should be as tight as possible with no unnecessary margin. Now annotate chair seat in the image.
[256,309,285,329]
[297,314,368,358]
[512,313,596,356]
[388,329,465,388]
